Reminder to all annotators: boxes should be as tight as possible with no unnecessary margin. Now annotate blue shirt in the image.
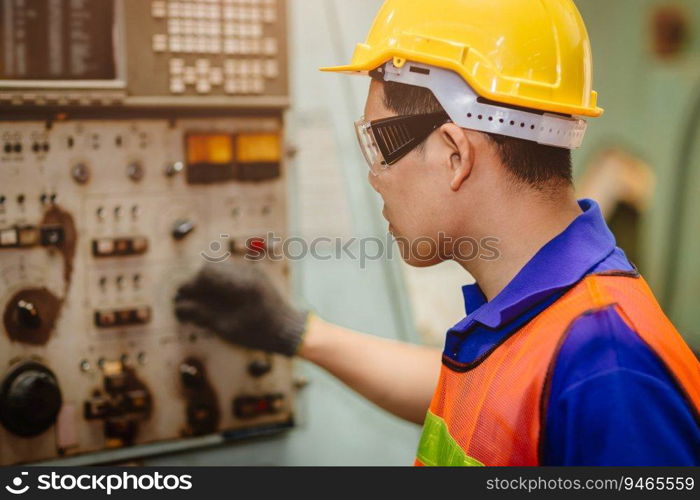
[442,199,700,466]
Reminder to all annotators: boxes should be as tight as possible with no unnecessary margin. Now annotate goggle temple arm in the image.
[370,112,450,165]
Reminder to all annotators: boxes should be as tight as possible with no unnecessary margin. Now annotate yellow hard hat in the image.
[321,0,603,118]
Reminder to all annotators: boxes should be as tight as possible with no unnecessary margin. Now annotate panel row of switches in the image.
[94,307,152,328]
[92,237,149,257]
[0,225,64,248]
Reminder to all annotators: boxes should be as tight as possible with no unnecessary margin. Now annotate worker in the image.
[174,0,700,466]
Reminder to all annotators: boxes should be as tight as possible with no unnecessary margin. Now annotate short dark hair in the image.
[378,79,573,189]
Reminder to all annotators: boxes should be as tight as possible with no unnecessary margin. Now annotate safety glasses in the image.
[354,111,451,175]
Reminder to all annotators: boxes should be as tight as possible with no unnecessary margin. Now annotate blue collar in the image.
[452,199,617,332]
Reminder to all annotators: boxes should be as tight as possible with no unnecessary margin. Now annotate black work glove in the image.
[174,261,308,356]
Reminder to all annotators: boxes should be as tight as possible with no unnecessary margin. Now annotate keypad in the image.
[152,0,282,96]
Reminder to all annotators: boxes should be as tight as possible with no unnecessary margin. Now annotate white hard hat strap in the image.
[379,61,588,150]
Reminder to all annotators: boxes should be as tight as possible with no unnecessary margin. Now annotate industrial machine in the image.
[0,0,295,465]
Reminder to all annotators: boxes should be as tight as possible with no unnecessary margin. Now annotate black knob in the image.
[179,361,204,388]
[4,288,60,345]
[248,359,272,378]
[0,362,62,437]
[172,219,196,240]
[14,300,41,330]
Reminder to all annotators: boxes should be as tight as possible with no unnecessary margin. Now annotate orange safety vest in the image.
[415,272,700,466]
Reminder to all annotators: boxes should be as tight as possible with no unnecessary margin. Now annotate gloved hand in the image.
[173,261,309,356]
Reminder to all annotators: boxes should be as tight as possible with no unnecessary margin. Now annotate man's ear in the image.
[439,123,475,192]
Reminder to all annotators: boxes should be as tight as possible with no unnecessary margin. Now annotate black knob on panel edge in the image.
[0,361,62,437]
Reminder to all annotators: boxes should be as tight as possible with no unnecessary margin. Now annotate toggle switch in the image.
[172,219,196,240]
[165,161,184,177]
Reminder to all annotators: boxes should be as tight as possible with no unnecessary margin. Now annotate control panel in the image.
[0,118,294,465]
[0,0,294,466]
[0,0,288,108]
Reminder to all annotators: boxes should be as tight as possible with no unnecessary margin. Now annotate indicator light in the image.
[235,133,281,162]
[186,134,234,165]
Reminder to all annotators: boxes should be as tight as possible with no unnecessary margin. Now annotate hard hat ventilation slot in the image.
[409,66,431,75]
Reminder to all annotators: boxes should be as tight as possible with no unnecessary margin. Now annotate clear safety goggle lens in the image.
[354,117,386,175]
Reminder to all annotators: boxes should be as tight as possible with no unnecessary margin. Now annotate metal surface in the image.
[0,117,296,465]
[0,0,299,466]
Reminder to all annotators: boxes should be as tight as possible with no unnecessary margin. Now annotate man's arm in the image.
[300,315,442,424]
[174,262,442,425]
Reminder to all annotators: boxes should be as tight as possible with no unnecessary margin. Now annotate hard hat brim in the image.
[319,64,369,74]
[320,58,604,118]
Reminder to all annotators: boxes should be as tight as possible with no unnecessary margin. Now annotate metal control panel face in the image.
[0,117,294,465]
[0,0,289,108]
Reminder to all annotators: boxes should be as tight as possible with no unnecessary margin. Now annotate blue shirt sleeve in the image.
[544,306,700,466]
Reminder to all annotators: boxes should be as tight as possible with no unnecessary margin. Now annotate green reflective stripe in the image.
[416,411,485,466]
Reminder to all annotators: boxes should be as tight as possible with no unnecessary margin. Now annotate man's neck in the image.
[457,192,583,301]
